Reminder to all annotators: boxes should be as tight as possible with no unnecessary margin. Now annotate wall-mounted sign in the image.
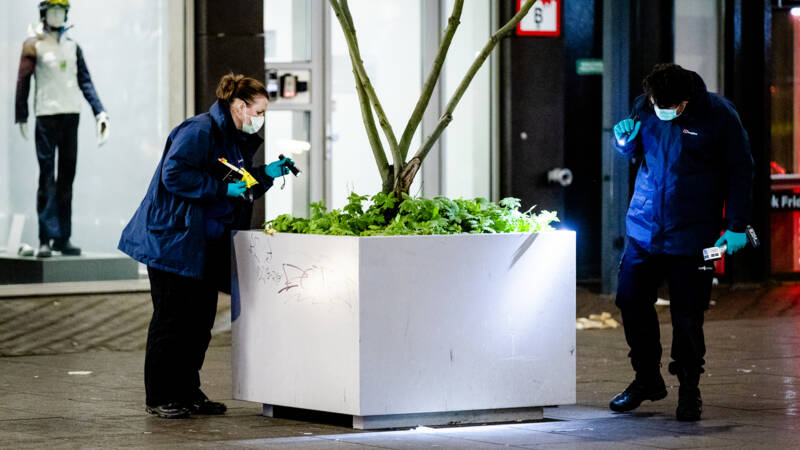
[517,0,560,37]
[772,192,800,209]
[576,59,604,75]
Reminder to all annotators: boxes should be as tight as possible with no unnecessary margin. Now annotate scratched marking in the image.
[247,234,282,285]
[275,263,354,309]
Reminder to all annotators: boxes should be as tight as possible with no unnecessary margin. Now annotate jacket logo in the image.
[682,129,698,136]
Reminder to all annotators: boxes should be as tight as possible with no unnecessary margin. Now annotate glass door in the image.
[263,0,324,220]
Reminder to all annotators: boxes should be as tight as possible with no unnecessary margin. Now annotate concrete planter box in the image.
[231,230,575,429]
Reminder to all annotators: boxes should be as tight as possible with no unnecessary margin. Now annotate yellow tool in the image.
[218,158,259,188]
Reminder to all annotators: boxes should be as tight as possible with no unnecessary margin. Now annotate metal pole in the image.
[601,0,632,294]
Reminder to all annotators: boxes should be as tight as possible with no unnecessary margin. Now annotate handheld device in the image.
[616,113,639,146]
[702,225,760,261]
[279,154,301,176]
[218,158,259,188]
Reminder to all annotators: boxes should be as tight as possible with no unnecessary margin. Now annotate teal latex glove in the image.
[265,158,293,178]
[613,119,641,144]
[226,181,247,197]
[714,230,748,255]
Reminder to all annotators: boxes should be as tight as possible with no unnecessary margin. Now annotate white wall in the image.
[674,0,721,93]
[1,0,170,253]
[443,0,492,200]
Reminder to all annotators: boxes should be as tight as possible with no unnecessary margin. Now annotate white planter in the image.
[231,230,576,429]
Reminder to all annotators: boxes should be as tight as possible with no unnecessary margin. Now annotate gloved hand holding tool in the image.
[226,181,248,198]
[703,225,760,261]
[266,154,300,189]
[614,114,641,146]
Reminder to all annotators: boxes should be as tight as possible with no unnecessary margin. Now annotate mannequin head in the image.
[39,0,70,31]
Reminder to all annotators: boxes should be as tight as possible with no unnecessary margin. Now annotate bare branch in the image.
[351,57,391,183]
[330,0,402,170]
[334,0,390,184]
[408,0,537,166]
[397,0,464,161]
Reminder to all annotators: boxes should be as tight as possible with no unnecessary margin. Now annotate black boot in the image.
[609,372,667,412]
[52,239,81,256]
[670,362,702,421]
[36,242,52,258]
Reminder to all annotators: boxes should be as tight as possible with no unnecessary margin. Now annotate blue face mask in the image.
[654,104,681,121]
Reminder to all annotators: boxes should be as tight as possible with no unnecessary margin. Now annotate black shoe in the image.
[190,397,227,415]
[609,377,668,412]
[36,243,52,258]
[146,403,191,419]
[676,386,702,421]
[52,239,81,256]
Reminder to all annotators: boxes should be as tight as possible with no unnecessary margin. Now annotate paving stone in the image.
[0,284,799,448]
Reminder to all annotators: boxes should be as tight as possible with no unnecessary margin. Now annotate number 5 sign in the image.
[516,0,560,37]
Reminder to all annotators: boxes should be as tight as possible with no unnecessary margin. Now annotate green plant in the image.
[266,193,558,237]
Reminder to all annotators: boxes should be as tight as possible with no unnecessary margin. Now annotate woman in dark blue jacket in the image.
[119,73,292,419]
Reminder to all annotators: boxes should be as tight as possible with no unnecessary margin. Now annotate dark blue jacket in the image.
[615,71,753,255]
[118,100,273,279]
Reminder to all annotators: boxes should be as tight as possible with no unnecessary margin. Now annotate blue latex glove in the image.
[265,158,293,178]
[226,181,248,197]
[613,119,641,144]
[714,230,748,255]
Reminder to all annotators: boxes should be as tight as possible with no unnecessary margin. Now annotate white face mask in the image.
[240,103,264,134]
[45,7,66,29]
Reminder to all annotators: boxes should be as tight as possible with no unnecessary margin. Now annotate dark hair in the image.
[215,72,268,104]
[642,63,692,108]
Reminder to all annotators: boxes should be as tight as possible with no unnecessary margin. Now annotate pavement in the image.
[0,283,799,448]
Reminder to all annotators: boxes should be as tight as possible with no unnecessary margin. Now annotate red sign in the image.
[516,0,560,37]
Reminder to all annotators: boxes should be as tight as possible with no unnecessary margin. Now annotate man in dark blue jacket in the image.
[608,64,753,421]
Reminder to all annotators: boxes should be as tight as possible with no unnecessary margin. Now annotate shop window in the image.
[770,6,800,273]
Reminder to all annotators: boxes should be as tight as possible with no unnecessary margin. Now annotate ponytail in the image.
[215,72,268,104]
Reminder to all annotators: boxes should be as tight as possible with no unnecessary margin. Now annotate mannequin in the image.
[14,0,110,257]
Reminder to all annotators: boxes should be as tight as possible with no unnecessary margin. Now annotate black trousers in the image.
[144,266,217,406]
[144,237,230,406]
[615,239,714,377]
[35,114,79,243]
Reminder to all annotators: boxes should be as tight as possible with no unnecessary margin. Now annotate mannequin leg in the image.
[34,116,59,243]
[54,114,80,241]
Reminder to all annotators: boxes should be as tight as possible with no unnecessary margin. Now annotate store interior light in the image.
[276,139,311,154]
[791,7,800,17]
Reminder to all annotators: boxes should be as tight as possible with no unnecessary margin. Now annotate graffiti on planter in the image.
[276,263,354,309]
[248,232,273,263]
[278,263,316,293]
[247,234,282,285]
[241,235,355,309]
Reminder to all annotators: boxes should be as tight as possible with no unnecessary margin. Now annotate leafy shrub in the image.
[265,192,559,236]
